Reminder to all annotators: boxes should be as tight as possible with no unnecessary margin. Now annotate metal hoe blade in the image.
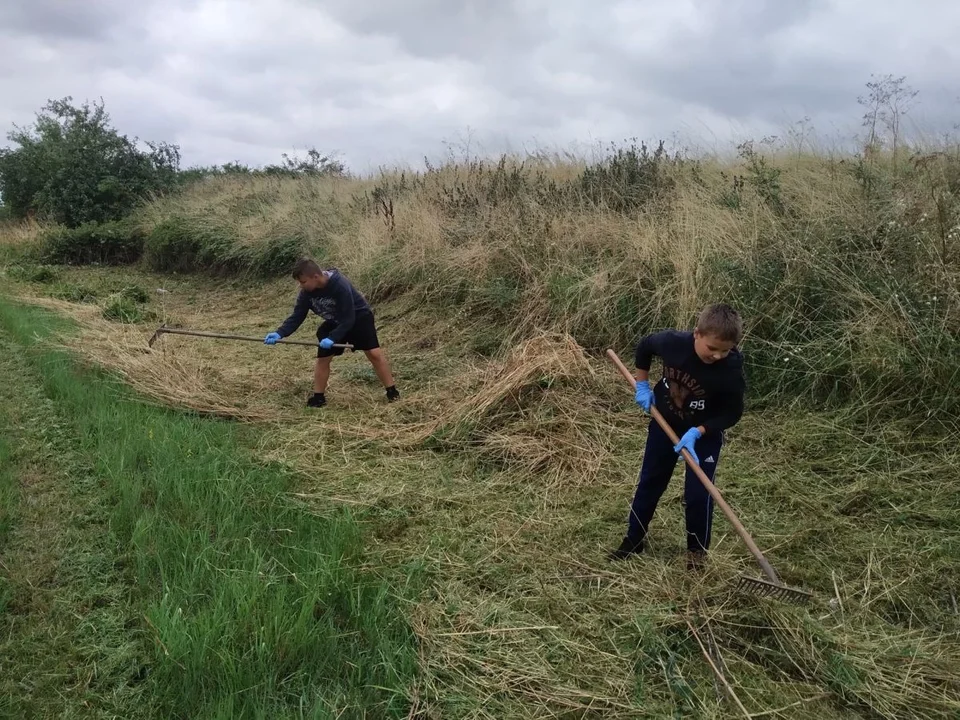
[147,323,167,348]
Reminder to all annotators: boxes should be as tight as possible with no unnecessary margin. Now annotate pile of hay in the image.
[449,337,627,486]
[341,331,633,486]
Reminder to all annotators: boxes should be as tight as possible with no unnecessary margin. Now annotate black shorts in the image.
[316,312,379,357]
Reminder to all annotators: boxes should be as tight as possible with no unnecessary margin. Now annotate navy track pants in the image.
[626,420,724,552]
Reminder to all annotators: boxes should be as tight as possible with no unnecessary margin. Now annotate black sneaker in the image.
[607,536,644,561]
[686,550,706,573]
[385,386,400,403]
[306,393,326,408]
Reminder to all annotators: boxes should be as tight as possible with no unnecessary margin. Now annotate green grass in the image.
[0,305,149,718]
[0,400,16,617]
[0,299,418,718]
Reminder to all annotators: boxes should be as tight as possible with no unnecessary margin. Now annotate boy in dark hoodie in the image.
[608,303,746,570]
[264,258,399,407]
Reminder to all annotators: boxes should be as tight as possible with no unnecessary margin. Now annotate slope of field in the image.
[2,143,959,718]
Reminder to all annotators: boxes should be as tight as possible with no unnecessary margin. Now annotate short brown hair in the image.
[696,303,743,344]
[292,257,324,279]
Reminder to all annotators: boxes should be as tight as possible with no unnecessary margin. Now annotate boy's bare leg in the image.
[314,356,333,393]
[364,348,395,387]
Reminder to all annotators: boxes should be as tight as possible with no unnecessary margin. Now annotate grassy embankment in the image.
[2,138,959,717]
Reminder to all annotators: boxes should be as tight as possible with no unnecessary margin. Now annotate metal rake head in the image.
[736,574,814,605]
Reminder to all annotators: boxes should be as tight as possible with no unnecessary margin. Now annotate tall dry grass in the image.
[136,141,960,426]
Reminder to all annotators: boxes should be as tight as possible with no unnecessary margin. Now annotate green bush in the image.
[0,97,179,227]
[144,215,302,276]
[579,140,677,213]
[40,220,145,265]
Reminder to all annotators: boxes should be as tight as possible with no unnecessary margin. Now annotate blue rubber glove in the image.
[319,337,335,350]
[634,380,654,412]
[264,332,281,345]
[674,427,703,465]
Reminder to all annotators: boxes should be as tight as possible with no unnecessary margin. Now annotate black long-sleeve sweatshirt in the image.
[634,330,746,436]
[274,269,372,343]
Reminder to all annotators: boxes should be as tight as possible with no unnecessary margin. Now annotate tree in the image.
[0,97,180,226]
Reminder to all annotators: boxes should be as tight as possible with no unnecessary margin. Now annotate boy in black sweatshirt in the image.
[609,304,746,569]
[264,258,399,407]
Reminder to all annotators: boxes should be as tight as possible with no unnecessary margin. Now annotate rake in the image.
[147,323,354,351]
[606,349,813,604]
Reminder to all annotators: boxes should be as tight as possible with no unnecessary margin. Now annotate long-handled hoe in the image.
[606,349,813,605]
[147,323,354,351]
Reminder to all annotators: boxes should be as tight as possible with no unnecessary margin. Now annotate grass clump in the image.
[6,263,61,283]
[118,284,150,303]
[50,282,101,303]
[101,294,152,324]
[43,279,154,324]
[100,283,154,323]
[578,139,678,213]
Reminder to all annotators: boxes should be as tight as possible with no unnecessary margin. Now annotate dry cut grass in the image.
[7,268,959,719]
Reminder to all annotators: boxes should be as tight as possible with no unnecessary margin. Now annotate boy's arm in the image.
[700,365,746,435]
[275,292,309,338]
[324,279,356,343]
[699,391,744,435]
[633,331,669,379]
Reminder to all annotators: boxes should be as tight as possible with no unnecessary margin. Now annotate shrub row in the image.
[37,216,302,277]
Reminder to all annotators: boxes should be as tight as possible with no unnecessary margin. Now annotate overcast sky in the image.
[1,0,957,174]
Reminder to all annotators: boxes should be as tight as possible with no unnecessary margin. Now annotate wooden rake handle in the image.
[605,348,781,584]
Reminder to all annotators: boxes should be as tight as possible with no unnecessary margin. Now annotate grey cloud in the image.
[316,0,548,61]
[1,0,157,41]
[531,2,839,119]
[0,0,957,174]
